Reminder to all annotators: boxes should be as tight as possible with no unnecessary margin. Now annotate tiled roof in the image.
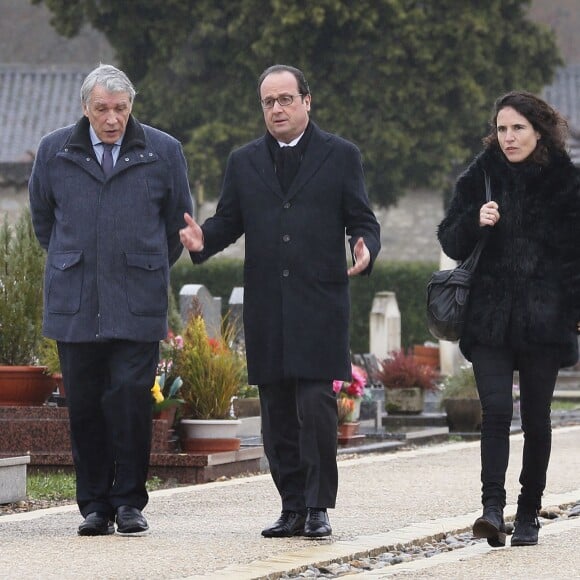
[543,64,580,132]
[542,65,580,166]
[0,64,87,163]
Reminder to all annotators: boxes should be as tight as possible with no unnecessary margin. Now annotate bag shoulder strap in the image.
[459,171,492,271]
[484,172,491,203]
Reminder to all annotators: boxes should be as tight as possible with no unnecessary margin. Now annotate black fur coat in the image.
[438,146,580,367]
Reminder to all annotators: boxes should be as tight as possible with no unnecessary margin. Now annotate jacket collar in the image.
[67,116,146,155]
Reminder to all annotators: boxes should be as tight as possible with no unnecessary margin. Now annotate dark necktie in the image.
[275,145,300,194]
[101,143,114,176]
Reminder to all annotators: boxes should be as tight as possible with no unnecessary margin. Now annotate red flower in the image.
[333,364,367,399]
[207,337,225,354]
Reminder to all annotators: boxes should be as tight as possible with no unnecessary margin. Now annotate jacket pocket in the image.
[46,250,83,314]
[125,252,167,316]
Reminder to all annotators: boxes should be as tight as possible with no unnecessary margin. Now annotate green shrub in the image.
[440,365,479,401]
[0,210,45,365]
[38,338,61,375]
[167,283,183,334]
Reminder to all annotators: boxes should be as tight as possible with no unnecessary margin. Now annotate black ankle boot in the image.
[511,510,540,546]
[473,504,507,547]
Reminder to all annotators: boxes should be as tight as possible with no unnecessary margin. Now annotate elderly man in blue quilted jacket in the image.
[29,64,193,537]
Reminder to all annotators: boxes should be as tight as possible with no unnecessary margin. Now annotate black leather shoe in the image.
[78,512,115,536]
[473,504,507,547]
[261,510,306,537]
[116,505,149,536]
[304,508,332,538]
[511,511,540,546]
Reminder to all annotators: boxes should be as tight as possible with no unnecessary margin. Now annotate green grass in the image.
[26,472,167,501]
[552,400,580,412]
[27,470,76,501]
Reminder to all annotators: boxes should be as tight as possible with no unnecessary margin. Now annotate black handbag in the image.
[426,172,491,342]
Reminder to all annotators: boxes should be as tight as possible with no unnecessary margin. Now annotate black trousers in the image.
[259,379,338,514]
[471,344,560,512]
[58,340,159,518]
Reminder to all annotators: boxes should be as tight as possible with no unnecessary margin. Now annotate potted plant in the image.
[152,330,185,420]
[151,373,184,419]
[333,364,367,442]
[0,210,54,406]
[374,350,437,414]
[334,364,367,421]
[439,364,482,432]
[151,372,183,451]
[173,313,246,453]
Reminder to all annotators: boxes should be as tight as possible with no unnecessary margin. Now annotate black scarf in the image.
[266,122,313,195]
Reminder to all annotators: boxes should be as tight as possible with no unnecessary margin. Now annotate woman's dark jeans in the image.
[471,345,560,512]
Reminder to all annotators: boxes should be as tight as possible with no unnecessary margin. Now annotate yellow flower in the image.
[151,378,165,404]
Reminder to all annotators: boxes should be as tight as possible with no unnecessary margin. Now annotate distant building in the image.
[542,65,580,166]
[0,64,87,163]
[0,65,88,221]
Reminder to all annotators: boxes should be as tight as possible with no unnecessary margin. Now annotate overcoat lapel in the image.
[248,139,284,200]
[286,125,332,201]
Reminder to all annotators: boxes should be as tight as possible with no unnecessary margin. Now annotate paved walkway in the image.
[1,426,580,579]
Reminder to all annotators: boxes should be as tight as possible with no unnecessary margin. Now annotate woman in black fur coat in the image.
[438,91,580,548]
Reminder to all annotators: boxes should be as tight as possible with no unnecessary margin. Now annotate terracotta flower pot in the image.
[338,421,360,439]
[153,404,178,426]
[337,421,365,446]
[0,366,56,406]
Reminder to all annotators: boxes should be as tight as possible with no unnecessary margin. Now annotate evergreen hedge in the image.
[171,256,438,353]
[0,210,46,365]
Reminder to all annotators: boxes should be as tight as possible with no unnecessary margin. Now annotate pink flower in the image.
[332,380,344,394]
[333,364,367,399]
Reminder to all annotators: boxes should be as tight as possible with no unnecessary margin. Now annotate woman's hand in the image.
[480,202,500,227]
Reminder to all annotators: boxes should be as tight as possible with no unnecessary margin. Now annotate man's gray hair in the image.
[80,64,136,105]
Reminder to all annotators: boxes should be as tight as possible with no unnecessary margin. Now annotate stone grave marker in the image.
[179,284,222,339]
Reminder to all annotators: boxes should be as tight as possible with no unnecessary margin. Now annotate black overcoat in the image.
[191,123,381,384]
[438,146,580,367]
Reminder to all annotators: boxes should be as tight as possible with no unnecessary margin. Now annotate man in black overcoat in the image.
[180,64,380,537]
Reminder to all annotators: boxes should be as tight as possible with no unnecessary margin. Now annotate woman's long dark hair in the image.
[483,90,569,165]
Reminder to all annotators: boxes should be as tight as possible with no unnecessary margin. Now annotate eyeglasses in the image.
[260,94,303,109]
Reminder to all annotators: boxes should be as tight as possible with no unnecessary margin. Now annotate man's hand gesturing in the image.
[179,213,204,252]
